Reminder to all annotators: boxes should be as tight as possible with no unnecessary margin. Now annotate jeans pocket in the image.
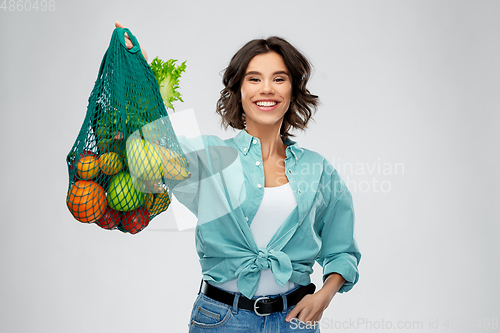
[190,294,232,329]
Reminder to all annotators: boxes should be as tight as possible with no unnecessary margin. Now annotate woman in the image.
[116,22,360,332]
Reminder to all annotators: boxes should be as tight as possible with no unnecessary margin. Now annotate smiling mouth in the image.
[255,101,278,107]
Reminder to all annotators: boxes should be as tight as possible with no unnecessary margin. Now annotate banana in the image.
[158,146,190,180]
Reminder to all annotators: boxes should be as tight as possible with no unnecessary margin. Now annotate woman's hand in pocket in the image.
[286,273,346,324]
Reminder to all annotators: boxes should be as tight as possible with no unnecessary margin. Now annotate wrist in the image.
[319,273,346,300]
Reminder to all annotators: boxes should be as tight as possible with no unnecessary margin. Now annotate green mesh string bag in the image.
[66,28,189,234]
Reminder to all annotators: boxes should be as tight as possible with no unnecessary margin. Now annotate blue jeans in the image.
[188,284,320,332]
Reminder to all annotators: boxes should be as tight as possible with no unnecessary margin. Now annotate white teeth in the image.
[256,101,277,107]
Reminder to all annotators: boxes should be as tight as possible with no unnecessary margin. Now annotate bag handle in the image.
[115,27,141,54]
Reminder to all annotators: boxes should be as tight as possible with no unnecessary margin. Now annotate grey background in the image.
[1,0,499,332]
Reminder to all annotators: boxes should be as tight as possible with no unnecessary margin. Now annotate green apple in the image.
[107,172,145,212]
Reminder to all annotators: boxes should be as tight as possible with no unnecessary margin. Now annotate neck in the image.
[245,123,287,160]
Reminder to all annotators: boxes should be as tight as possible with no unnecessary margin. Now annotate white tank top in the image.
[211,182,298,296]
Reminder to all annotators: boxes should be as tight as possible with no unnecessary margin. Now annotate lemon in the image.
[99,152,123,175]
[127,138,163,180]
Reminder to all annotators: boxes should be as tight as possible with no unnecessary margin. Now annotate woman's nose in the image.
[260,80,274,94]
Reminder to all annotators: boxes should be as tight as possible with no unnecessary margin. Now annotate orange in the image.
[67,180,107,223]
[76,155,100,179]
[145,191,171,216]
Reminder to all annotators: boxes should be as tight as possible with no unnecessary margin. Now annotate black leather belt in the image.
[200,280,316,316]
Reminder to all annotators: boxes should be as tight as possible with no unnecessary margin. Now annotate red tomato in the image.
[96,206,122,230]
[81,150,98,157]
[122,206,150,234]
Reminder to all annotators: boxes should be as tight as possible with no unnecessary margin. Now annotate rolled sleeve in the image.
[316,169,361,293]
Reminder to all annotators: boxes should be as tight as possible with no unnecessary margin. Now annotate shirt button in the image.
[288,170,291,174]
[246,217,249,221]
[298,189,301,194]
[252,139,257,144]
[255,161,260,166]
[243,148,247,152]
[257,184,262,189]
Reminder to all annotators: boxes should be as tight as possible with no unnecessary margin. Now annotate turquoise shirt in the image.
[173,130,360,299]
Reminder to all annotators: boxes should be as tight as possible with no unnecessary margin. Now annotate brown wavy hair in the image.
[216,36,319,140]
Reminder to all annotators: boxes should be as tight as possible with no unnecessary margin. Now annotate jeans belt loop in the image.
[232,292,240,314]
[281,293,288,313]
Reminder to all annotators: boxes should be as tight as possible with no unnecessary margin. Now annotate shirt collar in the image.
[233,129,304,160]
[283,137,304,161]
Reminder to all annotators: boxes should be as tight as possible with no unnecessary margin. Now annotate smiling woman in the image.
[190,36,360,333]
[116,23,361,333]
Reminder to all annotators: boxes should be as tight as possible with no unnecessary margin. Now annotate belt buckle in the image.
[253,296,270,316]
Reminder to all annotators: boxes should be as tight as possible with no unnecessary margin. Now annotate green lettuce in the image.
[149,57,187,111]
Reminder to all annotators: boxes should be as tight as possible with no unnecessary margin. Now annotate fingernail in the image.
[285,316,291,322]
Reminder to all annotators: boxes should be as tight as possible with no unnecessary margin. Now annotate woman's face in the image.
[240,51,292,133]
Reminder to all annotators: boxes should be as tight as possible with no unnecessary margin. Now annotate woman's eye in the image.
[249,78,260,82]
[274,77,285,82]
